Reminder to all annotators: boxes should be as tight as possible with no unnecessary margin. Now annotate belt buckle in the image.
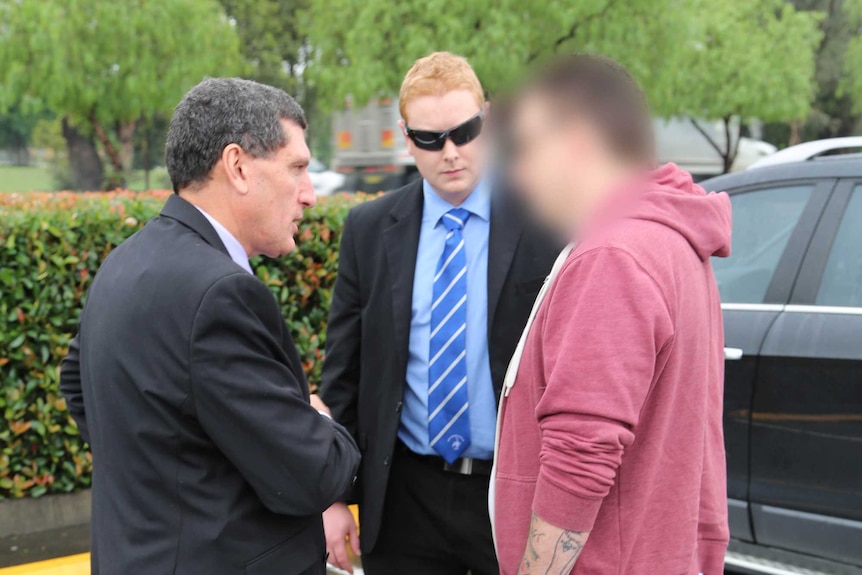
[444,458,473,475]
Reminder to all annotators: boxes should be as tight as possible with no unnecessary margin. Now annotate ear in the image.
[399,119,416,158]
[221,143,251,195]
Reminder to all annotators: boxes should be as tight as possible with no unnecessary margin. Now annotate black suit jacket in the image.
[60,195,360,575]
[319,180,562,552]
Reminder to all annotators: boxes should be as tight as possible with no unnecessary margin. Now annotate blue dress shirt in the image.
[398,178,497,460]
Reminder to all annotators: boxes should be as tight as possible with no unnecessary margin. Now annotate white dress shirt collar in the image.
[194,206,253,275]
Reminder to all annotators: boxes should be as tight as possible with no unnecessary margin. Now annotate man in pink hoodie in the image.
[493,54,731,575]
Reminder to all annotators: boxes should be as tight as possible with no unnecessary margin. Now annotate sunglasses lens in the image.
[449,115,484,146]
[409,131,446,151]
[406,113,484,151]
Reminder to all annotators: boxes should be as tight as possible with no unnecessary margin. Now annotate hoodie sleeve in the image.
[532,246,674,532]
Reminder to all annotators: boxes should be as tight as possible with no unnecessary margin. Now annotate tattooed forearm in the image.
[517,512,590,575]
[518,521,542,574]
[528,520,543,560]
[544,528,586,574]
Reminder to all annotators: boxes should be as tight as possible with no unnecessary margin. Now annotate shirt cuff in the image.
[532,472,604,533]
[317,410,333,420]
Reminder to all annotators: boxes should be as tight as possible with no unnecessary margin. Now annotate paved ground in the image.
[0,525,89,569]
[0,524,365,574]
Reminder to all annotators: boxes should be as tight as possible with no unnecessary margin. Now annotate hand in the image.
[323,501,360,573]
[310,394,331,417]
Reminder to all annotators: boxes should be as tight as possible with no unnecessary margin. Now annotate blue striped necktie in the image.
[428,207,471,463]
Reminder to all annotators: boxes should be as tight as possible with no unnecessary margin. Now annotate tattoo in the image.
[518,512,588,575]
[528,519,543,560]
[544,529,586,575]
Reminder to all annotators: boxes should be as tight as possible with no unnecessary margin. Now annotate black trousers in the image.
[361,444,499,575]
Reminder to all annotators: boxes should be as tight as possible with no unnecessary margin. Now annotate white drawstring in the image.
[489,242,575,549]
[503,242,575,397]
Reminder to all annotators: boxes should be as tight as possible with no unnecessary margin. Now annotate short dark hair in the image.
[165,77,307,193]
[521,54,655,165]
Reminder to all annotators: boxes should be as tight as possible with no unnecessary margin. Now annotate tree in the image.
[665,0,822,171]
[0,102,45,166]
[304,0,823,173]
[783,0,862,141]
[0,0,243,189]
[219,0,308,93]
[837,0,862,120]
[303,0,692,109]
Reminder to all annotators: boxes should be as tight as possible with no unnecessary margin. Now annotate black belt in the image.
[396,440,493,476]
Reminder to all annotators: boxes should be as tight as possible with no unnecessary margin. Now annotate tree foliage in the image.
[841,40,862,115]
[837,0,862,116]
[0,0,243,187]
[666,0,822,169]
[217,0,333,161]
[219,0,308,93]
[305,0,824,172]
[0,102,46,165]
[304,0,692,109]
[667,0,820,122]
[781,0,862,139]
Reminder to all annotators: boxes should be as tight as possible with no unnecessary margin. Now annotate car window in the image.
[816,187,862,307]
[713,185,813,303]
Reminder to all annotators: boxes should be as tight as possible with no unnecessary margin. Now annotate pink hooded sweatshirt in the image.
[494,163,732,575]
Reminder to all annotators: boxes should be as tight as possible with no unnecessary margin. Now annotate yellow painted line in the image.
[0,507,360,574]
[0,554,89,575]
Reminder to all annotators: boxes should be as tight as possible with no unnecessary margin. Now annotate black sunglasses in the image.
[404,111,485,151]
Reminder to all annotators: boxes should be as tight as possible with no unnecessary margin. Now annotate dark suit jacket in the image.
[319,180,563,552]
[60,195,360,575]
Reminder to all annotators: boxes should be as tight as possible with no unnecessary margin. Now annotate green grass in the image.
[126,167,171,191]
[0,166,55,192]
[0,165,171,193]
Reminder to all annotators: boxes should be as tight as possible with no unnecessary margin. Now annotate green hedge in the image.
[0,190,371,499]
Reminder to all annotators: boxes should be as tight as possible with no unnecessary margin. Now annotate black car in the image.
[700,158,862,575]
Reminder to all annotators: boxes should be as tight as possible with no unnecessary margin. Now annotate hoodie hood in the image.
[627,163,732,261]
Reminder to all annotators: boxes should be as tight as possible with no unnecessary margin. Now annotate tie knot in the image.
[441,208,470,232]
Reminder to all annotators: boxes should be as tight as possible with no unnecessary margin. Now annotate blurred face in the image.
[509,93,613,236]
[402,89,488,204]
[238,120,316,258]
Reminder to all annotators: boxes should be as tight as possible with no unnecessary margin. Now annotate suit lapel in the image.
[487,188,525,331]
[383,182,424,371]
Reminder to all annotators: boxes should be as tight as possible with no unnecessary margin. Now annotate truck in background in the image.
[331,99,777,192]
[331,98,421,193]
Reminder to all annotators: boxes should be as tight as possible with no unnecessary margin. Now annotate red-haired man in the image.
[319,52,562,574]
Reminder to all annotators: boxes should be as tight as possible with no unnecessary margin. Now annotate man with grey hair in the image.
[60,77,360,575]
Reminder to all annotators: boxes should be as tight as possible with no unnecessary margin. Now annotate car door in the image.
[748,179,862,566]
[706,178,834,542]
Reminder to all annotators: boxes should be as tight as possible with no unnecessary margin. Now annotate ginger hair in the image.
[399,52,484,124]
